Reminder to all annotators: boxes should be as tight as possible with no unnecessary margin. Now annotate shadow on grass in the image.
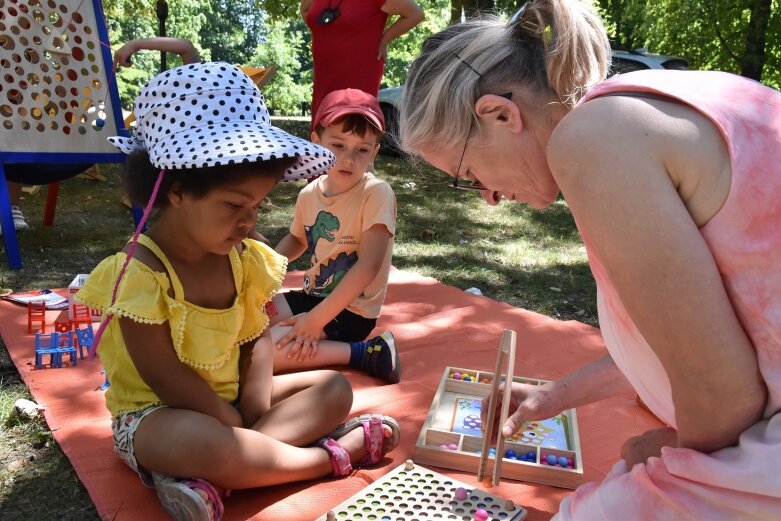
[0,452,100,521]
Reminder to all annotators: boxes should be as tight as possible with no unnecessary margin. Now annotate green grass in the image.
[0,118,597,520]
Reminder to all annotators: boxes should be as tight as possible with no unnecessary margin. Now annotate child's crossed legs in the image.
[132,369,395,490]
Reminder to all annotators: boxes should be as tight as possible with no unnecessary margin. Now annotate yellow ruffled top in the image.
[76,235,287,417]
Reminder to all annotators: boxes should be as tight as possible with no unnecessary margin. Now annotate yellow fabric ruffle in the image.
[75,238,287,416]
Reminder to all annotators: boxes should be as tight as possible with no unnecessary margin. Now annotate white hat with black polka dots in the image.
[108,62,334,180]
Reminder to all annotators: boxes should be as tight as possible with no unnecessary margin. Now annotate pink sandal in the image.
[318,414,401,476]
[317,436,354,477]
[331,413,400,466]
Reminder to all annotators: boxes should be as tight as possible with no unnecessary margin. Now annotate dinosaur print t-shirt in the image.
[290,172,396,318]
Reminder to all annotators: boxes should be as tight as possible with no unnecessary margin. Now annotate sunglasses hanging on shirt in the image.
[318,0,343,25]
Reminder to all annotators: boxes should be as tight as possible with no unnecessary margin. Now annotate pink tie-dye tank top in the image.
[554,70,781,520]
[579,70,781,427]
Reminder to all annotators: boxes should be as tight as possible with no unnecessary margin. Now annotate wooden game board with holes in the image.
[318,460,528,521]
[415,367,583,489]
[1,0,122,152]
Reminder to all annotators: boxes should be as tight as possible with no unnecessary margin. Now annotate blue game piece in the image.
[558,456,569,466]
[527,452,535,460]
[504,449,516,459]
[95,118,105,127]
[546,454,558,465]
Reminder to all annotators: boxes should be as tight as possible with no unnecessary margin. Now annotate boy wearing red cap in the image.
[269,88,400,384]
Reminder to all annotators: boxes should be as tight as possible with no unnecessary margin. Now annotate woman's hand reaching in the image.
[481,380,564,440]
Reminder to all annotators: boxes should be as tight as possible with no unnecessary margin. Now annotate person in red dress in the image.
[301,0,424,126]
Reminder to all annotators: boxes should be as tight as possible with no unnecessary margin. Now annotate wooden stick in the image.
[493,330,517,486]
[477,329,517,485]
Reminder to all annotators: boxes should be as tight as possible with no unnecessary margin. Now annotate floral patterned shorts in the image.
[111,404,166,487]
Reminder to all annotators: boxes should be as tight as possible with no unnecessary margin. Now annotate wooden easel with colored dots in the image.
[0,0,127,269]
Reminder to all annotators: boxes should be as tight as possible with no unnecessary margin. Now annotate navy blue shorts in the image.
[282,290,376,342]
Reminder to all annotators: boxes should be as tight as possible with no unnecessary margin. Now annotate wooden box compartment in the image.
[414,366,583,489]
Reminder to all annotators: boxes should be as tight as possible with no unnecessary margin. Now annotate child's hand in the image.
[113,43,136,69]
[275,313,325,362]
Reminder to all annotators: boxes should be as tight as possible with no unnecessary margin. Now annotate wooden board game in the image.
[318,460,528,520]
[415,367,583,489]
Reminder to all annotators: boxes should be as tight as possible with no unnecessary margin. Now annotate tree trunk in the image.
[451,0,495,23]
[450,0,463,24]
[740,0,771,81]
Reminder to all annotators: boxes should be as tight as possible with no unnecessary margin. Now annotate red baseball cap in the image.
[313,88,385,132]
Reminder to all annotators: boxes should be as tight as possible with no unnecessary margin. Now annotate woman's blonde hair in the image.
[399,0,610,156]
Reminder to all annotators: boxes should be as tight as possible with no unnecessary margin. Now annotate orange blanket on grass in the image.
[0,269,662,520]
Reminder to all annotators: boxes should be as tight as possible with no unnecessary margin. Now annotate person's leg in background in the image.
[0,180,29,235]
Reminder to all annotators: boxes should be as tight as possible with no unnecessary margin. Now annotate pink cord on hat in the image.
[89,169,166,358]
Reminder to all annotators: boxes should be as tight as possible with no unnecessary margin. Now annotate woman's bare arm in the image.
[548,96,766,454]
[378,0,425,60]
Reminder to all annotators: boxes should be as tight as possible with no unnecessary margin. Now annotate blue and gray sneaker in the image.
[361,331,401,384]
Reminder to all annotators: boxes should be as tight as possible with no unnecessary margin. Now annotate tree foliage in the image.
[104,0,207,106]
[200,0,265,65]
[253,18,312,115]
[598,0,780,87]
[102,0,779,114]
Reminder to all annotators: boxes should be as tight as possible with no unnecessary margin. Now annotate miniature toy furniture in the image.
[71,304,93,329]
[27,301,47,334]
[55,330,78,366]
[74,324,95,360]
[0,0,127,269]
[34,332,61,368]
[54,320,73,333]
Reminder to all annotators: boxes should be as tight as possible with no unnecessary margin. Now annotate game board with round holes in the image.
[318,460,528,521]
[1,0,122,152]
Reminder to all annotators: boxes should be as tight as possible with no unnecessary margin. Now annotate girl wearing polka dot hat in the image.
[75,62,399,521]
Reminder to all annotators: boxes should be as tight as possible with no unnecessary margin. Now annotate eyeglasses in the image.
[450,92,513,191]
[451,118,485,191]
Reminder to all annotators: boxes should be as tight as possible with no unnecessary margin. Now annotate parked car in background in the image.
[378,48,689,155]
[610,48,689,75]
